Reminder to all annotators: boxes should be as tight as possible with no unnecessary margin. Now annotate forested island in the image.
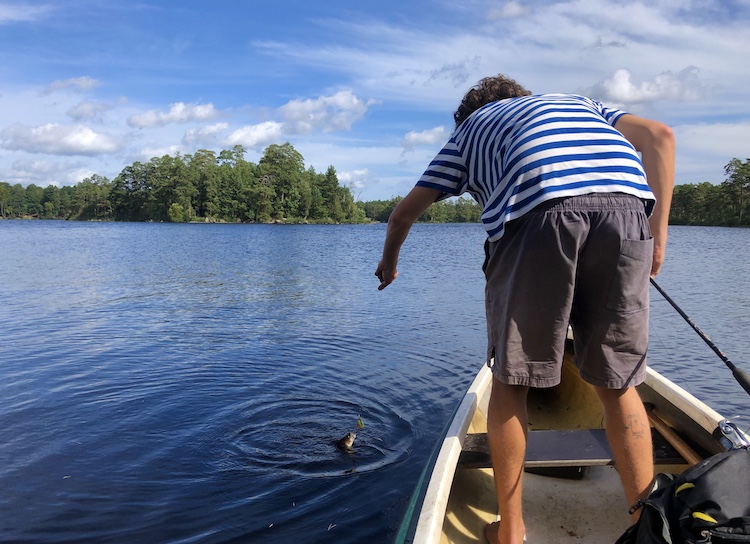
[0,143,747,226]
[0,142,480,224]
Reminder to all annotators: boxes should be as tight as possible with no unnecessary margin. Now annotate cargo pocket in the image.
[605,237,653,313]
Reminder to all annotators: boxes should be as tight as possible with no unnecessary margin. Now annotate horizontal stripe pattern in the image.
[416,94,654,241]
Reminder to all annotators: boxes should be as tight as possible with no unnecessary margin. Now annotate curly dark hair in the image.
[453,74,531,127]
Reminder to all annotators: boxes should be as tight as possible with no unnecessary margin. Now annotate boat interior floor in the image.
[442,465,632,543]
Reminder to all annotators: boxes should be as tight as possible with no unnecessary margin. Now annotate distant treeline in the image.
[0,142,481,224]
[1,148,747,226]
[669,158,750,226]
[0,144,366,224]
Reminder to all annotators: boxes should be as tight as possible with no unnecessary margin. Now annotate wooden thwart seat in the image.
[458,428,687,469]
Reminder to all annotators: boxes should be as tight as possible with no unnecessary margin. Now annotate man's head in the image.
[453,74,531,127]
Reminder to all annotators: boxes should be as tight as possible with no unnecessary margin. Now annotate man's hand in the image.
[375,261,398,290]
[650,229,666,277]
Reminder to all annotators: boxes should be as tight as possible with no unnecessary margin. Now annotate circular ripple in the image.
[217,396,414,477]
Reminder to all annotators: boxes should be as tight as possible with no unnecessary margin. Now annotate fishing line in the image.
[336,285,382,452]
[648,315,692,394]
[650,278,750,397]
[353,288,386,432]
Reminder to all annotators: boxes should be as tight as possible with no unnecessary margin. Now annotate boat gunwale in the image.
[404,362,745,543]
[410,363,493,543]
[641,366,725,434]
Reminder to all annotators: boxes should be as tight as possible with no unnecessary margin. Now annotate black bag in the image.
[616,448,750,543]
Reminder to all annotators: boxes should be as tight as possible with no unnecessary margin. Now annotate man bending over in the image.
[375,74,675,544]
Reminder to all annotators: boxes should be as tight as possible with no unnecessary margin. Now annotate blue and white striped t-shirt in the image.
[416,94,655,241]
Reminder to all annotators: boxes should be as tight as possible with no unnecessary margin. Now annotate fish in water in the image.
[336,432,356,452]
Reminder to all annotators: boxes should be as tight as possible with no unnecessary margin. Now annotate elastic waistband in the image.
[530,193,647,214]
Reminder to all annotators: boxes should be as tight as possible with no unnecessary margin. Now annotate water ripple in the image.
[2,222,747,543]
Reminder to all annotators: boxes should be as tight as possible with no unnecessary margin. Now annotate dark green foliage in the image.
[3,155,747,227]
[358,197,403,223]
[74,174,112,220]
[0,143,366,223]
[670,158,750,226]
[356,196,481,223]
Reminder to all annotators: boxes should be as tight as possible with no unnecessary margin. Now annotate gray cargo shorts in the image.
[484,193,652,389]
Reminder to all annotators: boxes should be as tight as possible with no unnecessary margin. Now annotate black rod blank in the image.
[650,277,750,397]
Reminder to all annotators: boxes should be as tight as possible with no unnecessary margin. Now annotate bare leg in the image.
[595,386,654,523]
[486,378,529,544]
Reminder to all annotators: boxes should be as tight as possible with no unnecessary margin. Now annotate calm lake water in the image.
[1,221,748,543]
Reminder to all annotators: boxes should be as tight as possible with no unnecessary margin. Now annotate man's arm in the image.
[375,186,443,290]
[614,114,676,276]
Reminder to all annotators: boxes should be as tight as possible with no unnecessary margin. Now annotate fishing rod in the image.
[650,277,750,396]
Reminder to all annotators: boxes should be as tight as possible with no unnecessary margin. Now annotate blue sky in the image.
[1,0,749,201]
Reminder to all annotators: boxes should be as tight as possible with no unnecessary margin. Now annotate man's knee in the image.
[594,386,645,413]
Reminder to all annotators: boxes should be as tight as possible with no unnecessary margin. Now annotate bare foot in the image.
[484,520,527,544]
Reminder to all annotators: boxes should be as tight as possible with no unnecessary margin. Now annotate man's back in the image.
[418,93,654,241]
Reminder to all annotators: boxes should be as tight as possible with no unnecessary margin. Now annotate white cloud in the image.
[252,1,747,111]
[428,58,482,87]
[0,4,51,23]
[182,122,229,145]
[67,101,111,121]
[292,139,434,200]
[3,158,66,185]
[338,168,371,193]
[279,90,377,134]
[585,67,709,105]
[402,126,449,153]
[135,144,185,161]
[225,121,284,149]
[0,123,122,155]
[253,29,489,108]
[0,157,101,187]
[66,167,99,184]
[128,102,219,128]
[1,1,749,201]
[487,1,533,20]
[673,121,750,184]
[41,77,101,95]
[67,97,127,121]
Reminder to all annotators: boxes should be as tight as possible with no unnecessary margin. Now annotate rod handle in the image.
[732,368,750,396]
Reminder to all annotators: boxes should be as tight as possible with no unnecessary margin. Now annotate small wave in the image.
[202,396,413,478]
